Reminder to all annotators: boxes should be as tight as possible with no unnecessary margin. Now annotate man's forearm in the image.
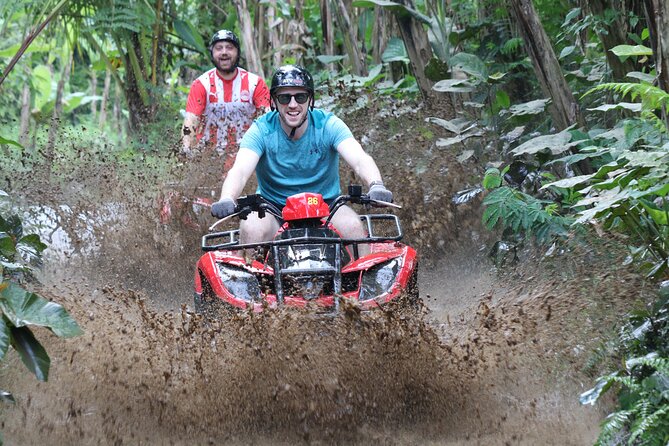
[220,175,246,201]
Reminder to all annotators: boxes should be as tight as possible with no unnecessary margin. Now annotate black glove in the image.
[211,197,236,219]
[368,184,393,203]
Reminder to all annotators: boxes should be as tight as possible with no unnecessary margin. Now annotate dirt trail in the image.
[0,103,649,444]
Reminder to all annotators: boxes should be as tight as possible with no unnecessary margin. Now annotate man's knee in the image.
[240,212,280,243]
[331,205,365,239]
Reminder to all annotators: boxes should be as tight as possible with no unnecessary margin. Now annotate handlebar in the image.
[208,185,400,231]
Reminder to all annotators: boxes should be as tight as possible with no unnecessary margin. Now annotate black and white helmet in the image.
[208,30,240,66]
[270,65,315,111]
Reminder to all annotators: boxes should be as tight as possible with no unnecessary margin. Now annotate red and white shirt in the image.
[185,67,270,153]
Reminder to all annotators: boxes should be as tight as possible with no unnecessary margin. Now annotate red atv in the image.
[194,185,418,314]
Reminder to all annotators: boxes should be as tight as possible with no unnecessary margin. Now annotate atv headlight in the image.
[359,258,401,301]
[218,265,261,302]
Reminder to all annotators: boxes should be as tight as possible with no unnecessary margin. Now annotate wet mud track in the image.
[0,209,619,445]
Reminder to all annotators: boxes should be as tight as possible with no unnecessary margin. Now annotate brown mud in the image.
[0,100,653,444]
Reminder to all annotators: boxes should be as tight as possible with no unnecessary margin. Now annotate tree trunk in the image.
[235,0,265,77]
[321,0,335,70]
[99,69,111,130]
[112,84,123,135]
[644,0,669,93]
[583,0,637,81]
[394,0,437,102]
[371,7,391,64]
[286,0,308,65]
[255,2,267,72]
[334,0,367,76]
[46,51,73,155]
[151,0,164,86]
[19,81,31,146]
[267,0,282,67]
[120,32,155,133]
[90,70,97,119]
[508,0,584,130]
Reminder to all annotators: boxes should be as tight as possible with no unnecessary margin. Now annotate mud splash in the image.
[1,282,466,444]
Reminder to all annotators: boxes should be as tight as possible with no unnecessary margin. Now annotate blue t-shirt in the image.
[240,109,353,205]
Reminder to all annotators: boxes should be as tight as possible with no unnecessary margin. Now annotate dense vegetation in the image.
[1,0,668,444]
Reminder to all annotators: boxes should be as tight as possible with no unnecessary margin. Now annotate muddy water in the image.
[0,194,607,446]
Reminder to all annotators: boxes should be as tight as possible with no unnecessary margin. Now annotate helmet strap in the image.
[280,112,309,140]
[289,115,308,139]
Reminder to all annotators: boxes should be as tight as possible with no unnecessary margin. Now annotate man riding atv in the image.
[210,65,394,252]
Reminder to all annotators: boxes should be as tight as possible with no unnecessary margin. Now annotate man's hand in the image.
[211,198,236,219]
[368,184,393,204]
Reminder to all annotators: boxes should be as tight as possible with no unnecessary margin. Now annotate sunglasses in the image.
[274,93,310,105]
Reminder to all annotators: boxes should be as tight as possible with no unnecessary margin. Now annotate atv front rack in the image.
[201,214,403,252]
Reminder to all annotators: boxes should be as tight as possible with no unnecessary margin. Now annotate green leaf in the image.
[563,7,581,26]
[432,78,477,93]
[541,174,595,190]
[435,131,483,147]
[495,90,511,109]
[0,315,9,361]
[0,43,51,58]
[381,37,409,63]
[0,136,23,148]
[449,52,487,80]
[0,282,83,338]
[0,234,16,260]
[559,46,576,59]
[32,65,52,112]
[426,117,475,134]
[17,234,47,257]
[173,19,207,55]
[316,55,346,64]
[626,71,656,83]
[0,214,22,240]
[488,72,507,83]
[351,64,383,87]
[483,168,502,189]
[511,127,576,156]
[352,0,412,18]
[10,326,50,382]
[506,99,550,117]
[610,45,653,57]
[639,199,668,225]
[587,103,642,113]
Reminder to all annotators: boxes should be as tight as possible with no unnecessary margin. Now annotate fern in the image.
[586,353,669,445]
[583,82,669,112]
[629,405,669,445]
[90,0,156,34]
[595,410,632,446]
[482,186,572,243]
[500,37,524,55]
